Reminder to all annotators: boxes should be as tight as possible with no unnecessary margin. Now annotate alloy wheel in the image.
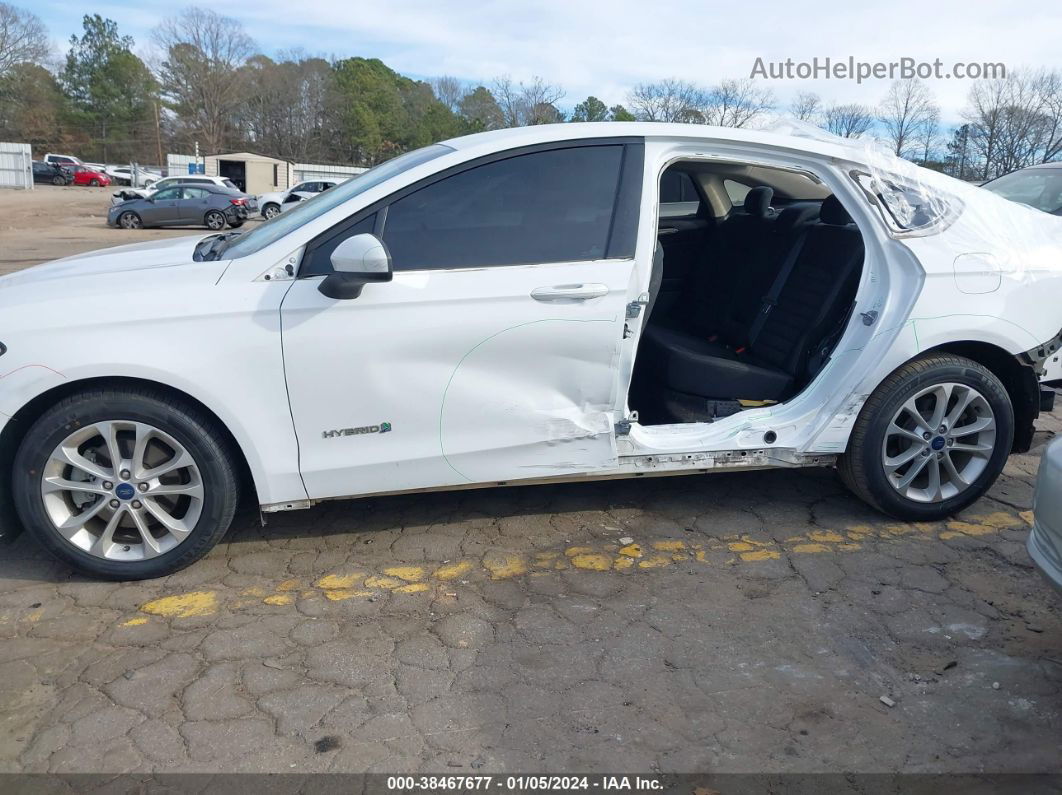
[119,212,141,229]
[881,382,996,503]
[263,205,280,219]
[205,211,226,230]
[40,420,204,561]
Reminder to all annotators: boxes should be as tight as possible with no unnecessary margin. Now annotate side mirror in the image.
[318,233,393,300]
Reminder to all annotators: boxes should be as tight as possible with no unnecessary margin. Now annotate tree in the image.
[699,78,774,127]
[608,104,636,122]
[240,53,335,162]
[458,85,504,132]
[879,79,938,158]
[627,79,703,122]
[570,96,609,123]
[0,2,48,77]
[791,92,822,123]
[944,123,975,181]
[60,15,158,162]
[0,62,67,148]
[154,7,255,153]
[331,57,459,164]
[822,103,874,138]
[430,75,464,113]
[491,75,564,127]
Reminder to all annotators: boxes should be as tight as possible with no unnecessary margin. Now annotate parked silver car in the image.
[1030,435,1062,592]
[107,184,250,230]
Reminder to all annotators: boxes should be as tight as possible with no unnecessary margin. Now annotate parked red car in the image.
[67,166,111,187]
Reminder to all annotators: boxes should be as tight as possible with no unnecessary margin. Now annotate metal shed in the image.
[203,151,293,195]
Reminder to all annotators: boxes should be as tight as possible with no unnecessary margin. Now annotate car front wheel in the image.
[838,353,1014,521]
[118,211,142,229]
[51,175,65,186]
[13,388,240,580]
[262,203,281,219]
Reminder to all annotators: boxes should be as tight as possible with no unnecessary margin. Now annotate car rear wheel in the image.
[838,353,1014,521]
[262,203,281,220]
[118,211,142,229]
[12,388,240,580]
[204,210,226,230]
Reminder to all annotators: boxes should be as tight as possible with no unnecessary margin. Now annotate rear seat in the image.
[641,194,863,409]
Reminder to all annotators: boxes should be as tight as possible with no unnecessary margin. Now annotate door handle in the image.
[530,283,609,302]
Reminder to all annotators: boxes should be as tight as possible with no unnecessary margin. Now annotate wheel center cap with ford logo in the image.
[115,483,136,500]
[931,436,947,451]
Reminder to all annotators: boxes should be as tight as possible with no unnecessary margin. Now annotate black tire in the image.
[262,203,280,220]
[204,210,226,230]
[12,388,240,580]
[838,353,1014,521]
[89,178,101,187]
[228,218,244,228]
[51,175,65,186]
[118,211,142,229]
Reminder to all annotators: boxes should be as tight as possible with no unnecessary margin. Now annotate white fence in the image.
[0,142,32,189]
[293,162,367,182]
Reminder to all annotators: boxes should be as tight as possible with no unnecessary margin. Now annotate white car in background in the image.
[2,122,1061,580]
[104,166,162,187]
[111,175,243,205]
[258,179,347,219]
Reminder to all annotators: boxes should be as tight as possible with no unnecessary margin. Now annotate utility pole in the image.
[153,102,164,169]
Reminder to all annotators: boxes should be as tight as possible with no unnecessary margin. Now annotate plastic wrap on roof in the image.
[762,115,1062,281]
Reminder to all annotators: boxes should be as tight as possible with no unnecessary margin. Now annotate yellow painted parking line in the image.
[120,509,1033,622]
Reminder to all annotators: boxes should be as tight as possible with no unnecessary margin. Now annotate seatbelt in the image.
[747,230,808,347]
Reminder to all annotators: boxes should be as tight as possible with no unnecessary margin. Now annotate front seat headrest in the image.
[819,194,853,225]
[743,186,775,218]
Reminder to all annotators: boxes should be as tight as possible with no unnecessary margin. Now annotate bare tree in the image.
[491,75,564,127]
[962,70,1059,179]
[699,78,774,127]
[431,75,464,114]
[154,7,255,153]
[879,79,939,157]
[520,76,564,125]
[915,106,940,164]
[0,2,49,76]
[822,103,874,138]
[627,79,703,122]
[791,91,822,123]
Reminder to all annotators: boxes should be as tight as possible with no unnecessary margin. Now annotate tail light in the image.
[229,198,247,206]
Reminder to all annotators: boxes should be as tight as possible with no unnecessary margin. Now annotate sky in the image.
[30,0,1062,124]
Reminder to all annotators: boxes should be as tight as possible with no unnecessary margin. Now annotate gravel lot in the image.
[0,186,1059,776]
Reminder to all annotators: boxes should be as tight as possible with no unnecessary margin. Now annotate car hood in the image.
[0,235,208,289]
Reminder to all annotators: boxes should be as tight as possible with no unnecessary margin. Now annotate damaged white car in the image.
[2,123,1061,579]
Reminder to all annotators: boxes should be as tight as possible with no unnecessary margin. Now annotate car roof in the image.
[439,121,873,164]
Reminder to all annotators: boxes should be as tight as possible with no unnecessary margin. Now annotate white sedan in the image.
[1,122,1060,579]
[258,179,347,219]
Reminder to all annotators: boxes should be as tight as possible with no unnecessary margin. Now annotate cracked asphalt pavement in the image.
[0,190,1060,775]
[2,409,1060,774]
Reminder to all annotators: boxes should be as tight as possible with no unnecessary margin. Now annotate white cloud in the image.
[34,0,1061,120]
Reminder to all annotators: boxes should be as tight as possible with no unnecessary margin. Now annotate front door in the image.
[178,187,211,224]
[280,142,644,499]
[140,186,181,225]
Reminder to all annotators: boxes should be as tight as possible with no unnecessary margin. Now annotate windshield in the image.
[222,144,455,259]
[982,168,1062,214]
